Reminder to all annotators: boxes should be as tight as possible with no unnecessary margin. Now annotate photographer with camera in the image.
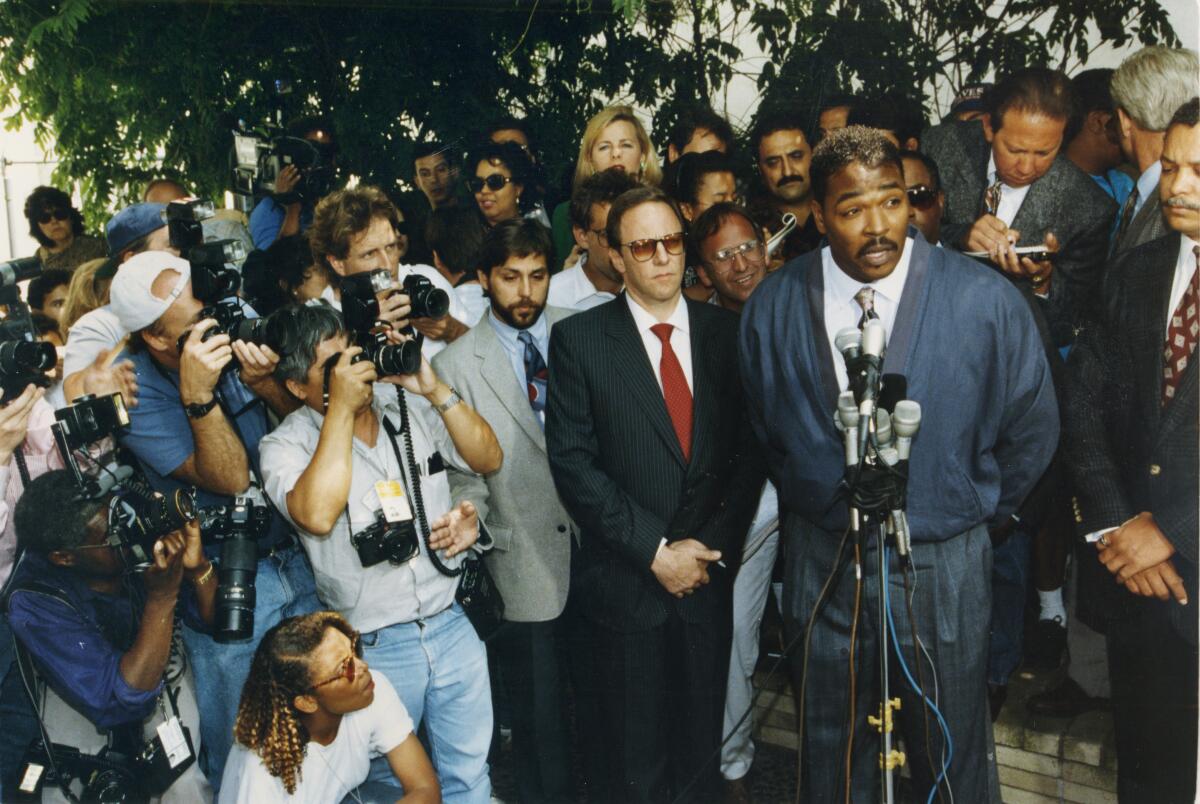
[308,186,471,361]
[258,302,500,804]
[4,469,214,802]
[248,117,336,250]
[108,251,320,788]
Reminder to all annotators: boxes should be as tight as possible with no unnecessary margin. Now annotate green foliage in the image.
[0,0,1181,229]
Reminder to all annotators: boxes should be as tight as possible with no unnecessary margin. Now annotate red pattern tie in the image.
[651,323,693,461]
[1162,246,1200,405]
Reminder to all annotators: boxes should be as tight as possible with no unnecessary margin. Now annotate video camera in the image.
[339,269,449,377]
[0,257,56,403]
[198,498,271,643]
[230,81,337,204]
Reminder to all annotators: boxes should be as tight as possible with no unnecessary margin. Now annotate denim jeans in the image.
[182,544,320,788]
[987,528,1032,686]
[361,603,492,804]
[0,615,40,798]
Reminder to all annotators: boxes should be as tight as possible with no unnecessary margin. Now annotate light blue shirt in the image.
[1134,161,1162,217]
[486,307,551,394]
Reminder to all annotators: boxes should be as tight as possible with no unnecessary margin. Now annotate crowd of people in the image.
[0,42,1195,804]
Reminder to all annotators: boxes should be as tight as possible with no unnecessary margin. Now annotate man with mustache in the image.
[747,106,824,262]
[432,219,578,803]
[1062,97,1199,804]
[739,126,1058,802]
[923,68,1115,346]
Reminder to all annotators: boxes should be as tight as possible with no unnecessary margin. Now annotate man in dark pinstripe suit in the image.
[546,186,763,804]
[1063,98,1199,804]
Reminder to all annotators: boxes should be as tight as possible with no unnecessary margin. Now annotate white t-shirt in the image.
[218,673,414,804]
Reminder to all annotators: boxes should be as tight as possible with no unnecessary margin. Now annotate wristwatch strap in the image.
[185,397,219,419]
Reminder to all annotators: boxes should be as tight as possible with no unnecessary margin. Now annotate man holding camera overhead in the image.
[306,185,471,364]
[4,469,214,803]
[107,251,320,789]
[258,302,501,804]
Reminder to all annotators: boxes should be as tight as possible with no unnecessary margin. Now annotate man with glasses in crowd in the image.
[548,168,638,311]
[546,186,763,803]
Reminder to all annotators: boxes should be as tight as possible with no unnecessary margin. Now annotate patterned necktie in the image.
[983,179,1004,217]
[1116,186,1140,245]
[854,286,879,330]
[650,323,693,461]
[1162,246,1200,405]
[518,330,548,423]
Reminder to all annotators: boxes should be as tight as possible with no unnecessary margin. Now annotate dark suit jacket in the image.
[545,294,763,633]
[922,120,1117,345]
[1112,184,1168,257]
[1064,232,1198,642]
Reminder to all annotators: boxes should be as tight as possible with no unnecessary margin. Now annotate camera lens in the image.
[230,317,270,346]
[139,488,195,541]
[402,275,449,319]
[215,536,257,643]
[372,340,421,376]
[0,340,56,374]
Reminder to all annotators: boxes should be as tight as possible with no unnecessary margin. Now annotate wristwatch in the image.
[434,387,462,414]
[184,397,219,420]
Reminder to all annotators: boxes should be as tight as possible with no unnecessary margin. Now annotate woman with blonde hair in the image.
[59,256,112,332]
[551,104,662,266]
[220,611,439,803]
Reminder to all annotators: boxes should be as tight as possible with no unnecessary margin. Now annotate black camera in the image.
[198,497,271,643]
[0,258,54,403]
[165,200,247,297]
[17,724,195,801]
[339,270,428,376]
[107,480,197,571]
[350,510,419,568]
[402,273,450,320]
[52,394,135,501]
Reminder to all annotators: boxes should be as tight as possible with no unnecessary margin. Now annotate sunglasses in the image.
[309,633,364,691]
[467,174,514,194]
[38,209,70,225]
[711,239,764,267]
[906,186,938,211]
[622,232,685,262]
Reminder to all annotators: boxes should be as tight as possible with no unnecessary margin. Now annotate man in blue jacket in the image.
[739,126,1058,802]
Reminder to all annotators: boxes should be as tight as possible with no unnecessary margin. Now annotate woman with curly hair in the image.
[22,185,107,271]
[219,611,440,804]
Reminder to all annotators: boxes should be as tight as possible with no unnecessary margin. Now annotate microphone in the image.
[854,318,887,459]
[835,327,862,362]
[837,391,860,467]
[892,400,921,462]
[874,409,893,449]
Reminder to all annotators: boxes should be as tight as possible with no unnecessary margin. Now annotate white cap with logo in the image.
[109,251,191,333]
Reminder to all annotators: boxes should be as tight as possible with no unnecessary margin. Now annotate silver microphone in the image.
[874,408,893,449]
[837,391,860,467]
[835,327,862,362]
[892,400,921,462]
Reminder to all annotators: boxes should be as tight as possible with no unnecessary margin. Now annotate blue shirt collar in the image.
[1135,161,1162,214]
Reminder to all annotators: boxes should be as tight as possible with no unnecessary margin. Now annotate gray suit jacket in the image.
[432,307,576,622]
[1112,184,1168,256]
[923,120,1116,345]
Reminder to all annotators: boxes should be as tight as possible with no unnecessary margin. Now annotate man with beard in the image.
[739,126,1058,802]
[432,219,577,804]
[747,107,824,262]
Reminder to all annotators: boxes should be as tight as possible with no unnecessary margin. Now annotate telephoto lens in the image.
[138,488,197,541]
[0,340,56,377]
[229,316,272,347]
[215,536,257,643]
[371,340,422,376]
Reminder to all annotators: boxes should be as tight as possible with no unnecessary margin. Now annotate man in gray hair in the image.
[1110,45,1200,255]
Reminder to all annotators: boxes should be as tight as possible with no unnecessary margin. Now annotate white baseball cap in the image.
[109,251,192,333]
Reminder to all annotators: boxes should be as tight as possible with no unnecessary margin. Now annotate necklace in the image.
[314,745,364,804]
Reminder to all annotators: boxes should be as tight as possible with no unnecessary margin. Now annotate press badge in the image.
[157,716,191,769]
[374,480,414,523]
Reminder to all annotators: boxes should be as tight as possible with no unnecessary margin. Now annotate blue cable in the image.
[882,546,954,804]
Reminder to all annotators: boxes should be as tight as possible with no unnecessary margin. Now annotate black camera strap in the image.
[381,388,463,578]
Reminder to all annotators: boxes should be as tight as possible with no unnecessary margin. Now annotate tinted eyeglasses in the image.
[711,239,765,268]
[309,633,363,690]
[467,174,514,194]
[622,232,685,262]
[906,186,938,211]
[38,209,70,225]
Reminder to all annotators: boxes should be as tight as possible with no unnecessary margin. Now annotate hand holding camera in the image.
[142,527,189,602]
[231,340,281,388]
[328,347,376,417]
[179,319,233,405]
[0,383,42,464]
[428,500,479,559]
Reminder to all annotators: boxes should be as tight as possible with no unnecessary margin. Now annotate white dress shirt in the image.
[625,292,694,394]
[986,154,1034,227]
[547,254,619,312]
[821,238,913,391]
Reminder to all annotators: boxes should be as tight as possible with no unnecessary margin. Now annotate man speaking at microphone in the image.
[739,126,1058,802]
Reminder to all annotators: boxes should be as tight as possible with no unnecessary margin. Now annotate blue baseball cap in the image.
[105,202,166,256]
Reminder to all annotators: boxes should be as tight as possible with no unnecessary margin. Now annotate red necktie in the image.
[651,323,692,461]
[1162,246,1200,405]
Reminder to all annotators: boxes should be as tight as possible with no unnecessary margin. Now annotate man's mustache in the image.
[778,175,806,186]
[857,237,899,257]
[1164,196,1200,211]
